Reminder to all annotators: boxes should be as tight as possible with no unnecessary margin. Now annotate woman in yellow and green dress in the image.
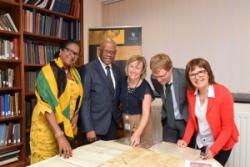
[30,40,83,164]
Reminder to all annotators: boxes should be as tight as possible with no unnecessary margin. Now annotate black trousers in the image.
[83,117,118,144]
[162,119,196,148]
[214,149,232,166]
[96,118,118,141]
[197,146,232,167]
[162,119,186,142]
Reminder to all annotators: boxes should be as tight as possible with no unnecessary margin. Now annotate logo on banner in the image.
[128,32,138,41]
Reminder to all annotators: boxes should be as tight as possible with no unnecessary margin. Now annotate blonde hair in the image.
[125,55,147,79]
[150,53,173,73]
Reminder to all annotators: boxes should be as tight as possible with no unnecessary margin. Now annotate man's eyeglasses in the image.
[103,49,116,55]
[64,47,79,56]
[189,69,207,79]
[152,70,169,80]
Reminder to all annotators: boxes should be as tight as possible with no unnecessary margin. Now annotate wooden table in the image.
[28,140,222,167]
[150,142,222,167]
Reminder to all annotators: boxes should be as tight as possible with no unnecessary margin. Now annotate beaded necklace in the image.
[127,78,141,93]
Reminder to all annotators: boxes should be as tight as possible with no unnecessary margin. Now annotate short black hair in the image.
[54,40,80,58]
[60,40,79,49]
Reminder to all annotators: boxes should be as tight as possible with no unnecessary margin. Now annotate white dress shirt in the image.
[163,75,183,120]
[195,85,215,148]
[98,57,116,89]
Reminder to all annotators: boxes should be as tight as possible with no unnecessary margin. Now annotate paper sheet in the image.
[60,141,131,167]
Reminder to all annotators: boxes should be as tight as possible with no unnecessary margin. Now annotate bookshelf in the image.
[0,0,83,166]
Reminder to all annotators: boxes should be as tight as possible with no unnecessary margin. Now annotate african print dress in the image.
[30,57,83,164]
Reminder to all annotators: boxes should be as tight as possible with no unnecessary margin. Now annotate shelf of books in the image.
[0,0,24,166]
[0,0,83,166]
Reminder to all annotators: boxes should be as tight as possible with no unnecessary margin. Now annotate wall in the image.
[83,0,102,62]
[102,0,250,94]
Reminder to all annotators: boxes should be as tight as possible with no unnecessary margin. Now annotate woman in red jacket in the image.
[177,58,239,166]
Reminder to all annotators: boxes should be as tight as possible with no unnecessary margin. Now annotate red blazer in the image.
[183,84,239,155]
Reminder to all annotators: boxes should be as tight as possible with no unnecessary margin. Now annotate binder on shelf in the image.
[0,148,20,158]
[0,156,19,166]
[7,122,13,144]
[12,38,19,60]
[0,124,6,145]
[0,39,18,59]
[0,13,18,32]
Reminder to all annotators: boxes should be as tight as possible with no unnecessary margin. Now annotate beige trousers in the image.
[122,113,153,148]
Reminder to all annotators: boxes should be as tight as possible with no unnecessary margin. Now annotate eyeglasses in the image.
[189,69,207,79]
[152,70,169,80]
[64,47,79,56]
[103,49,116,55]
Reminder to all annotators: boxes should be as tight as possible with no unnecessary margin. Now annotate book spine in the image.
[4,13,18,32]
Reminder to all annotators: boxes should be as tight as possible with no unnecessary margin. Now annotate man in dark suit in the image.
[79,39,122,142]
[150,53,189,143]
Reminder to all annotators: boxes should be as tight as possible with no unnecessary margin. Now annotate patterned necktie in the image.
[106,66,114,92]
[165,83,176,128]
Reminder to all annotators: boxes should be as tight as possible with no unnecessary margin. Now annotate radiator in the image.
[226,103,250,167]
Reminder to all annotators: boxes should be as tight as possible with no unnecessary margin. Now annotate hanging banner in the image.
[88,26,142,62]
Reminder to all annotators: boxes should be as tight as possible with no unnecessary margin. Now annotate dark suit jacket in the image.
[79,59,122,135]
[151,68,188,122]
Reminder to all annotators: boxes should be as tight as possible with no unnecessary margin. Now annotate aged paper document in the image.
[100,147,183,167]
[60,140,131,167]
[29,140,222,167]
[150,142,221,167]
